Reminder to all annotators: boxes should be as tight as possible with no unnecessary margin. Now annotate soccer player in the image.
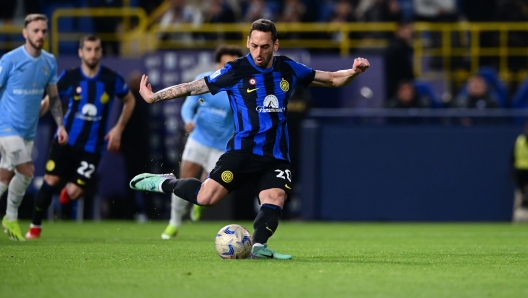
[0,14,68,241]
[161,45,244,239]
[25,34,136,239]
[130,19,370,259]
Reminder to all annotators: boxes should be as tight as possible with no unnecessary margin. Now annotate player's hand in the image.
[57,126,68,145]
[352,57,370,74]
[139,74,155,104]
[105,127,122,152]
[184,122,195,133]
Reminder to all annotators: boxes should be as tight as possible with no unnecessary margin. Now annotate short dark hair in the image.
[214,44,244,63]
[24,14,47,27]
[249,19,277,42]
[79,34,100,49]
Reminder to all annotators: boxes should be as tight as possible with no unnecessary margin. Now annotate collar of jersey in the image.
[246,53,275,73]
[80,65,102,80]
[21,45,42,61]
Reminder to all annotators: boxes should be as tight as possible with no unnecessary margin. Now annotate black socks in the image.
[252,204,281,245]
[32,182,57,226]
[161,178,202,206]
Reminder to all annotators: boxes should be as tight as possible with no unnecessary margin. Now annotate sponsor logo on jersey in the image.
[75,103,102,121]
[256,95,286,113]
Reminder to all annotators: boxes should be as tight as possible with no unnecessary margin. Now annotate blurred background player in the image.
[511,121,528,222]
[0,14,68,241]
[26,34,135,239]
[161,44,244,239]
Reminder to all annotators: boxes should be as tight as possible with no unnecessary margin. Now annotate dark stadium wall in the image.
[300,123,520,221]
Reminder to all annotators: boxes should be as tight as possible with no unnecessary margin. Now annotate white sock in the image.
[30,223,41,228]
[0,181,7,198]
[6,172,32,220]
[169,193,189,227]
[253,243,264,247]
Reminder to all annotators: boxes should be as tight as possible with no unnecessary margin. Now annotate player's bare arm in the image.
[139,75,210,104]
[310,57,370,88]
[105,90,136,151]
[47,84,68,144]
[39,96,50,117]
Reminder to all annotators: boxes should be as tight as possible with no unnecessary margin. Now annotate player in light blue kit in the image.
[161,45,244,239]
[0,14,68,241]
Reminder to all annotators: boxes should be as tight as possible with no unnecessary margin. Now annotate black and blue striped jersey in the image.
[57,66,129,154]
[204,54,315,162]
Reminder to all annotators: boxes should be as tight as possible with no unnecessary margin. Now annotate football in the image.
[215,224,253,259]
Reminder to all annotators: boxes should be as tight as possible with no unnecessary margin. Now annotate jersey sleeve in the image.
[285,59,316,87]
[56,70,70,96]
[114,72,130,98]
[204,63,237,95]
[47,57,59,85]
[0,56,14,89]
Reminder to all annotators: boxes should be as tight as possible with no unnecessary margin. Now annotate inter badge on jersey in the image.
[249,78,256,85]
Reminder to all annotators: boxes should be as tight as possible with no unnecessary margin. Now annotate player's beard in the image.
[28,38,44,51]
[253,53,273,68]
[84,59,100,70]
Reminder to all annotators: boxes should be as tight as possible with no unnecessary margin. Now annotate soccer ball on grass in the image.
[215,224,252,259]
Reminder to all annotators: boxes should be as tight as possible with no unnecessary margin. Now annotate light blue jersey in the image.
[182,71,233,151]
[0,46,58,140]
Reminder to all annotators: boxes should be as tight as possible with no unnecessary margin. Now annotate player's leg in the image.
[27,140,71,238]
[513,169,528,222]
[0,144,15,217]
[0,137,35,241]
[249,161,292,260]
[162,159,202,239]
[189,170,208,222]
[131,151,251,206]
[190,146,224,221]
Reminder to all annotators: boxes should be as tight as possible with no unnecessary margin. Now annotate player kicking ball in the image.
[130,19,369,259]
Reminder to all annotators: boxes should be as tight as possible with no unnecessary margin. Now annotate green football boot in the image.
[2,216,26,241]
[190,205,205,222]
[248,244,292,260]
[161,224,178,240]
[130,173,175,192]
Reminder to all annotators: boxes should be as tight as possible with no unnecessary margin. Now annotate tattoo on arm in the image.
[151,78,209,103]
[49,95,64,126]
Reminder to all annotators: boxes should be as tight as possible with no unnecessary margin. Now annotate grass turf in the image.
[1,221,527,298]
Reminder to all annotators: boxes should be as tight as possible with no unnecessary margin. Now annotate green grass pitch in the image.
[1,221,527,298]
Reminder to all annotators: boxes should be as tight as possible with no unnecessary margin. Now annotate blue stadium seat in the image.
[512,79,528,108]
[413,80,444,108]
[455,67,508,108]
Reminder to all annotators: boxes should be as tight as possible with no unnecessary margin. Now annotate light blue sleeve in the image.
[48,56,58,85]
[181,95,200,123]
[0,56,14,89]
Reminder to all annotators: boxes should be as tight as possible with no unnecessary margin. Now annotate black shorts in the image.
[209,150,293,199]
[45,139,101,188]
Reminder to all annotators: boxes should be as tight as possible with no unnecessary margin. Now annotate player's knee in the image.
[15,162,34,178]
[66,184,83,200]
[44,174,61,186]
[196,192,214,206]
[259,188,286,207]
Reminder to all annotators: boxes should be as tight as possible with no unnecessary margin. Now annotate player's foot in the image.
[161,224,178,239]
[59,187,70,204]
[130,173,175,193]
[190,205,205,222]
[248,244,292,260]
[25,224,42,239]
[513,207,528,223]
[2,216,26,241]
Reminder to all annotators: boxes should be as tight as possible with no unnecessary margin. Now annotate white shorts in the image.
[181,137,224,173]
[0,136,34,171]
